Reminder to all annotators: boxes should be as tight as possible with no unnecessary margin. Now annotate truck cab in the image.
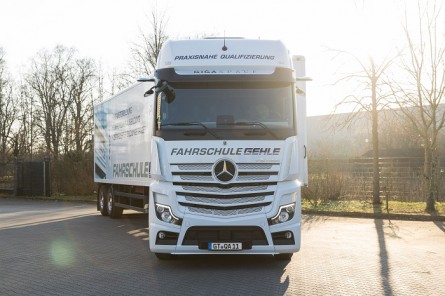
[146,38,308,259]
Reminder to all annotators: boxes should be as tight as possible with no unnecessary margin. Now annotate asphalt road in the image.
[1,198,444,296]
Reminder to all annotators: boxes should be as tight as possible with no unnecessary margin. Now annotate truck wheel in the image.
[107,186,123,219]
[98,185,108,216]
[155,253,175,260]
[274,253,293,260]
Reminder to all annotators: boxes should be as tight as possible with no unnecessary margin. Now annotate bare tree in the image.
[0,48,19,162]
[106,67,133,96]
[332,51,394,205]
[14,77,46,159]
[66,57,97,153]
[9,82,32,159]
[26,46,75,159]
[389,2,445,212]
[378,109,422,150]
[26,45,102,159]
[129,7,169,78]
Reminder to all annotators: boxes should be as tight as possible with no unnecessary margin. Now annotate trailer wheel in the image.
[274,253,293,260]
[107,186,123,219]
[155,253,175,260]
[98,185,108,216]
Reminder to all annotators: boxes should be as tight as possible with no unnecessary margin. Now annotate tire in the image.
[98,185,108,216]
[155,253,175,260]
[274,253,293,260]
[107,186,123,219]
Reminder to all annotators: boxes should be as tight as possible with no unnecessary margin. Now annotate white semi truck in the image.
[94,38,309,259]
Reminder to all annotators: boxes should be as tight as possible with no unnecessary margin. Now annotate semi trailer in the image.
[94,38,309,259]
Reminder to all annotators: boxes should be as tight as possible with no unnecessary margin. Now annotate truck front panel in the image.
[149,137,302,254]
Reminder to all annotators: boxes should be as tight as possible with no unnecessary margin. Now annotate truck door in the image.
[292,55,310,185]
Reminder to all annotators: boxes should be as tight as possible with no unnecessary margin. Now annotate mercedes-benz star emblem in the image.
[213,159,237,183]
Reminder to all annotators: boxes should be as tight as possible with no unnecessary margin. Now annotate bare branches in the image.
[329,43,398,205]
[0,48,19,162]
[394,2,445,138]
[67,57,97,153]
[25,46,98,158]
[331,49,396,128]
[129,6,169,78]
[392,0,445,212]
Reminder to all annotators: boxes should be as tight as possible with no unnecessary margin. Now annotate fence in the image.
[0,159,51,196]
[307,157,445,202]
[2,156,442,201]
[0,162,15,194]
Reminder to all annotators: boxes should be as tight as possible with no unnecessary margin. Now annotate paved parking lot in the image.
[1,197,444,296]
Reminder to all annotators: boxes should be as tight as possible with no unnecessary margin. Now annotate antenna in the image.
[222,31,228,51]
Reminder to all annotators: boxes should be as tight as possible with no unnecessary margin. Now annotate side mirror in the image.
[138,77,155,82]
[144,86,155,97]
[139,77,156,97]
[157,82,176,103]
[163,85,176,103]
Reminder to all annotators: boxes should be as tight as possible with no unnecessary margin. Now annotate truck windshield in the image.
[156,81,295,140]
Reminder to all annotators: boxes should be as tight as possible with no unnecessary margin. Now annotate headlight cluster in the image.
[269,203,296,225]
[155,203,182,225]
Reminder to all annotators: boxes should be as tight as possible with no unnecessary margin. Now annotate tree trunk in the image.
[426,191,436,213]
[371,76,380,204]
[423,146,436,212]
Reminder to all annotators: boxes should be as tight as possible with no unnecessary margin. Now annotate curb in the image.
[303,210,445,222]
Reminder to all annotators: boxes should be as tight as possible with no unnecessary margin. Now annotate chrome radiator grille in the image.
[171,162,279,217]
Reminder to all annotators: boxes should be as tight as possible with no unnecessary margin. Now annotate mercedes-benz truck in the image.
[94,38,309,260]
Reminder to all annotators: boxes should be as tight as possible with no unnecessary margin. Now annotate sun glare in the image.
[349,2,404,63]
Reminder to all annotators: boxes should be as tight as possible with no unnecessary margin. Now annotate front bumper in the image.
[149,192,301,255]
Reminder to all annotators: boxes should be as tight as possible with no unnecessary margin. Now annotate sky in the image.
[0,0,429,116]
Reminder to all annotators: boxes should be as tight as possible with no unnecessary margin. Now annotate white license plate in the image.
[208,242,242,251]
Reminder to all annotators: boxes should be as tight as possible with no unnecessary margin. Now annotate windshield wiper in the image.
[224,121,279,140]
[161,122,220,139]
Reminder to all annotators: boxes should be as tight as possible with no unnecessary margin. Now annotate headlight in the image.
[155,203,182,225]
[268,203,296,225]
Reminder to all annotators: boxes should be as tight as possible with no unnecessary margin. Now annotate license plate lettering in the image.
[208,242,242,251]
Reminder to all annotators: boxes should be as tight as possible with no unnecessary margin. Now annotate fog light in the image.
[285,231,293,239]
[158,232,166,239]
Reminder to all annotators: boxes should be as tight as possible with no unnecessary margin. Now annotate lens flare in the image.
[50,239,75,268]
